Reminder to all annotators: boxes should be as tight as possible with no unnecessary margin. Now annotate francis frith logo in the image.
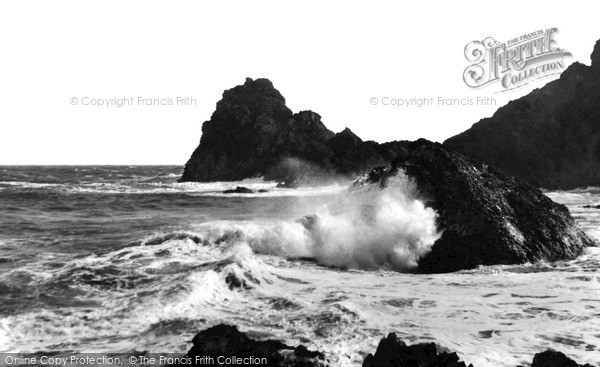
[463,28,571,91]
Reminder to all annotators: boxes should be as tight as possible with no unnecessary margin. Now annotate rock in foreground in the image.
[527,350,594,367]
[184,324,325,366]
[182,325,596,366]
[363,139,596,273]
[362,333,472,367]
[362,334,594,367]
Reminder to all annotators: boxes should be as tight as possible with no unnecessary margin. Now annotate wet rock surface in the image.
[362,333,472,367]
[182,324,326,366]
[525,349,594,367]
[361,139,596,273]
[183,325,596,366]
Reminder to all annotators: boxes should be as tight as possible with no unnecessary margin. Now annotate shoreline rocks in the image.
[222,186,264,194]
[182,324,326,366]
[362,333,472,367]
[183,324,595,366]
[582,204,600,209]
[361,139,596,273]
[526,350,594,367]
[223,186,254,194]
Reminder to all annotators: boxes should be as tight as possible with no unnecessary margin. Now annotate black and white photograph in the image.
[1,1,599,366]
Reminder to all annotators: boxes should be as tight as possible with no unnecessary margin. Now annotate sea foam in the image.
[189,172,440,271]
[306,173,440,271]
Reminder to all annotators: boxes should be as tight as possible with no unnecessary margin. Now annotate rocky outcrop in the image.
[444,38,600,189]
[222,186,266,194]
[362,139,596,273]
[526,350,594,367]
[183,324,325,366]
[182,325,595,366]
[581,204,600,209]
[362,334,594,367]
[180,78,410,185]
[223,186,253,194]
[362,333,472,367]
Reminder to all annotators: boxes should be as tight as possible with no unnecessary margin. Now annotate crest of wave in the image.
[305,171,440,271]
[199,171,440,272]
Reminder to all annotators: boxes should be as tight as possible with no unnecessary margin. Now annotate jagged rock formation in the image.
[444,38,600,189]
[180,78,409,185]
[362,332,472,367]
[361,139,596,273]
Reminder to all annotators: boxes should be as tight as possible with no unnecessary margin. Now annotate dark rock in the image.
[180,77,410,185]
[223,186,255,194]
[224,273,251,290]
[258,189,268,193]
[529,349,594,367]
[323,128,386,176]
[183,324,325,366]
[362,333,472,367]
[591,39,600,68]
[444,38,600,190]
[182,325,598,367]
[581,204,600,209]
[361,139,596,273]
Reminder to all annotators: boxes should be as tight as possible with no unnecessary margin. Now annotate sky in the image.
[1,0,599,164]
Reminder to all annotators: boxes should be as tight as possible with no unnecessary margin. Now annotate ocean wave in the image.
[2,167,600,364]
[0,234,269,352]
[459,247,600,275]
[4,171,439,298]
[162,172,440,271]
[0,181,65,188]
[304,173,439,271]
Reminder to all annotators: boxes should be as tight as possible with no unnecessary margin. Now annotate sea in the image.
[0,166,598,366]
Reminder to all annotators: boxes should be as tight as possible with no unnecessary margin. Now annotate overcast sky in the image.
[1,0,598,164]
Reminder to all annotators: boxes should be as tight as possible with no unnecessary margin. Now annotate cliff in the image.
[444,38,600,189]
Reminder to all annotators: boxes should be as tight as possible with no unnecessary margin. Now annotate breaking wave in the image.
[176,172,440,271]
